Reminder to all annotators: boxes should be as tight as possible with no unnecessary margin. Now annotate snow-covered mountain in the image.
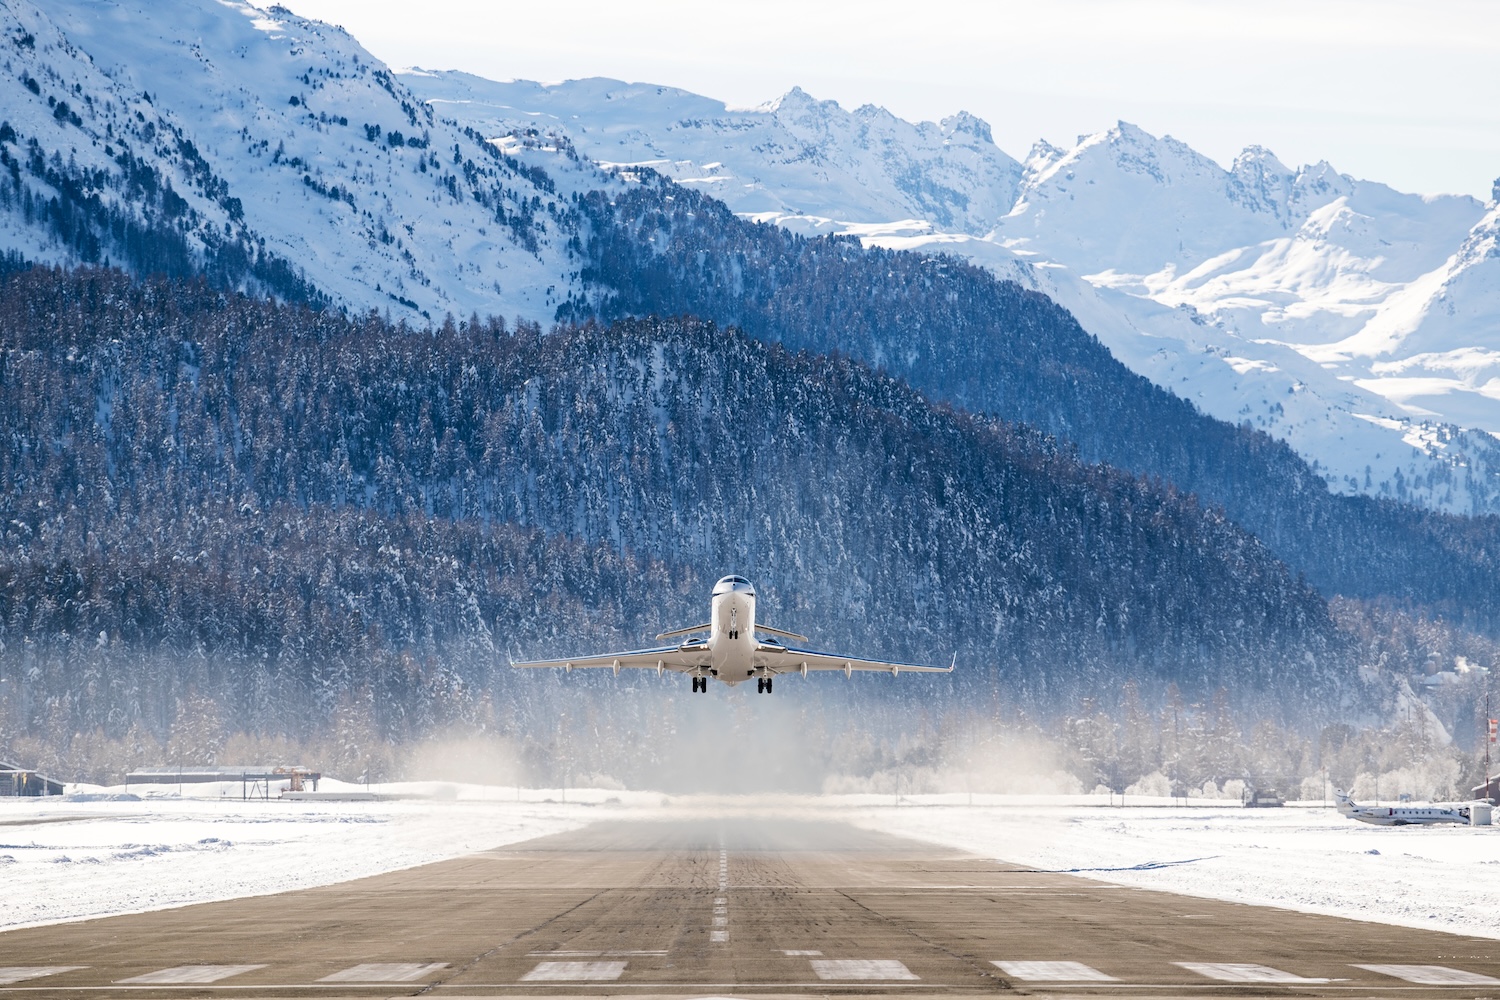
[406,72,1500,515]
[411,73,1023,235]
[0,0,605,322]
[4,0,1496,515]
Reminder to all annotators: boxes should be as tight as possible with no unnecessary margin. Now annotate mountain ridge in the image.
[405,69,1500,517]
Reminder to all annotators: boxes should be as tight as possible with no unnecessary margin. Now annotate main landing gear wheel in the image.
[691,677,706,693]
[756,677,773,694]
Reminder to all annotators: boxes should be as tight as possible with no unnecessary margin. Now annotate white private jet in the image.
[1335,790,1470,826]
[511,575,954,693]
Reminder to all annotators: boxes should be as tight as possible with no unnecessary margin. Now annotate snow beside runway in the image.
[5,788,1499,940]
[849,799,1500,941]
[0,781,595,931]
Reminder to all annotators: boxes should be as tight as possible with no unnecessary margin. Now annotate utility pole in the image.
[1486,687,1493,794]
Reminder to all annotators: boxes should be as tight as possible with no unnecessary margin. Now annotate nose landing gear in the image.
[756,677,774,694]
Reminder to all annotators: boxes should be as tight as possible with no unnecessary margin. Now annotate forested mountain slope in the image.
[564,176,1500,627]
[0,267,1349,743]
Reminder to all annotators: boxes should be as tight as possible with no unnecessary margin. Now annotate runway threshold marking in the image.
[1176,963,1330,984]
[1354,965,1500,985]
[117,967,266,985]
[520,961,627,982]
[317,964,448,983]
[994,961,1117,981]
[0,970,86,986]
[810,960,920,981]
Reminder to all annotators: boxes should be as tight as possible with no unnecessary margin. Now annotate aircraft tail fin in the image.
[1334,789,1356,813]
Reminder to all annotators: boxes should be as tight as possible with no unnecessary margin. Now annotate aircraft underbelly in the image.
[714,640,756,684]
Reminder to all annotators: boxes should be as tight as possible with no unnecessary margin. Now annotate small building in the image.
[1473,774,1500,804]
[0,760,66,796]
[1243,787,1286,808]
[125,765,320,799]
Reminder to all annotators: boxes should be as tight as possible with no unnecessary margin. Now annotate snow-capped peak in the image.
[760,85,832,117]
[940,110,994,146]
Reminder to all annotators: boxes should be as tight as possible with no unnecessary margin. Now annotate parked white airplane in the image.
[511,575,954,693]
[1335,790,1470,826]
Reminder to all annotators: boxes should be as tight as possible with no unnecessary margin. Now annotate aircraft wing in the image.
[757,644,954,677]
[510,645,709,674]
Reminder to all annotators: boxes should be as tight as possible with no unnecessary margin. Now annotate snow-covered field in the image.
[850,797,1500,941]
[4,788,1498,941]
[0,781,596,931]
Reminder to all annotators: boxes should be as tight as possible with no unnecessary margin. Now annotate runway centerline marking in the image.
[811,959,920,981]
[520,962,627,982]
[1354,964,1500,985]
[117,966,266,985]
[783,950,823,957]
[524,951,665,957]
[318,963,448,983]
[994,961,1117,981]
[1177,962,1330,983]
[0,970,86,986]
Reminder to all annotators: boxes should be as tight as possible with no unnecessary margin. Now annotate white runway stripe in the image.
[710,930,729,942]
[0,968,86,985]
[318,963,448,983]
[1355,964,1500,985]
[521,961,627,982]
[994,961,1116,982]
[525,951,664,957]
[117,965,266,984]
[783,950,823,957]
[1177,962,1328,983]
[811,959,920,981]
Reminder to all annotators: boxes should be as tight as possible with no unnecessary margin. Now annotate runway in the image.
[3,817,1499,999]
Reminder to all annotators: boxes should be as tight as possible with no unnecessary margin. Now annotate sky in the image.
[281,0,1499,200]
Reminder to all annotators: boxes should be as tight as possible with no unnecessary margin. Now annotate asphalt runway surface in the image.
[3,817,1500,999]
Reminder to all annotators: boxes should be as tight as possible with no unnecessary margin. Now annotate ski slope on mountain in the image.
[0,0,602,322]
[406,72,1500,514]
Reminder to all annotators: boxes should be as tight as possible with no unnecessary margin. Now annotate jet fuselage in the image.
[706,575,761,684]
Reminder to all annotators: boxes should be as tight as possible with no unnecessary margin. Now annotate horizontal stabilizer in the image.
[655,622,712,641]
[755,623,809,642]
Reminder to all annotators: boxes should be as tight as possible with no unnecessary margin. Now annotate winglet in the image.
[949,652,957,673]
